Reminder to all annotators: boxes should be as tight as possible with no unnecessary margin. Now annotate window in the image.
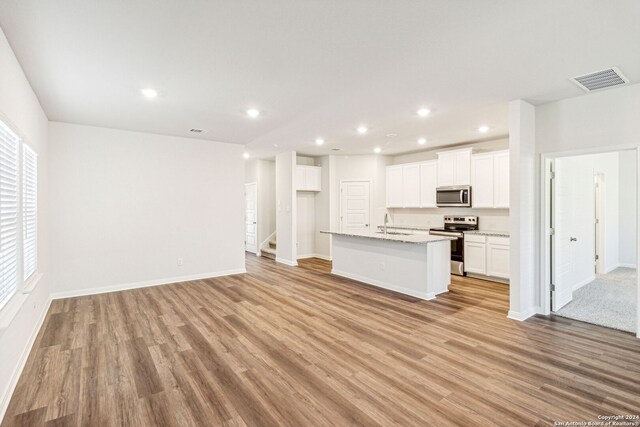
[0,119,37,311]
[23,144,37,280]
[0,121,20,310]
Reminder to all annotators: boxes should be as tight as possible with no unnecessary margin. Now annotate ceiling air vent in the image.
[571,67,629,92]
[189,128,207,133]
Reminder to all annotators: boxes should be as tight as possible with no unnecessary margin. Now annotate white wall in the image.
[392,138,509,164]
[534,83,640,324]
[619,154,637,267]
[537,84,640,154]
[296,192,316,257]
[275,151,296,265]
[333,155,391,230]
[0,27,52,419]
[49,122,246,296]
[509,100,538,321]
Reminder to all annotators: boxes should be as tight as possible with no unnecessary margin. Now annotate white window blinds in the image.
[23,144,37,280]
[0,121,20,309]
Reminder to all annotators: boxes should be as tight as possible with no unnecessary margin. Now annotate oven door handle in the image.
[429,231,464,238]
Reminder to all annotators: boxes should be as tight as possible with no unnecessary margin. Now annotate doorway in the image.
[245,182,258,254]
[545,149,637,334]
[339,180,371,233]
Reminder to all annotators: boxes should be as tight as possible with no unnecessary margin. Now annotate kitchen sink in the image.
[375,231,411,236]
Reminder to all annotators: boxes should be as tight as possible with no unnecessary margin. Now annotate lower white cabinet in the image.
[487,237,510,279]
[464,234,510,280]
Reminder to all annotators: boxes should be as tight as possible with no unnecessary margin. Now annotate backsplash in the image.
[387,208,509,231]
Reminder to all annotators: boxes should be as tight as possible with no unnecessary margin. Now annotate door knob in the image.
[570,237,577,242]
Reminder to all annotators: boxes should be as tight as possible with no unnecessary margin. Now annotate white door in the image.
[420,161,438,207]
[471,153,494,208]
[552,158,576,311]
[341,181,371,232]
[594,173,604,274]
[402,164,421,208]
[245,183,258,253]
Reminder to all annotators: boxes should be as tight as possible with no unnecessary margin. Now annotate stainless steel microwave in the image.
[436,186,472,207]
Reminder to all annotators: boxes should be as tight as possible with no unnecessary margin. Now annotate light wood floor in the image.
[3,255,640,426]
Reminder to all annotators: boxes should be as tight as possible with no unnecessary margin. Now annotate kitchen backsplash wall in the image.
[388,208,509,231]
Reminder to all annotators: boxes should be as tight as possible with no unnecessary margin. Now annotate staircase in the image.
[261,238,276,260]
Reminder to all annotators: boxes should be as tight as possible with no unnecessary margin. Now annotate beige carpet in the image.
[554,268,636,333]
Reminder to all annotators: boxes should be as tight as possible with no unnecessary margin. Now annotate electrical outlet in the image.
[177,258,184,267]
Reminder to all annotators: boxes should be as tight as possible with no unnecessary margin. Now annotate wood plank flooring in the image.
[3,255,640,426]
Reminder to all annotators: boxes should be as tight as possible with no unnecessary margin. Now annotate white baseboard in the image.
[275,258,298,267]
[0,296,51,422]
[617,263,637,269]
[51,268,247,300]
[507,306,540,321]
[296,253,332,261]
[331,269,435,300]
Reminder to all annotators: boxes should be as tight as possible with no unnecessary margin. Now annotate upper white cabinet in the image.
[437,148,472,187]
[402,164,421,208]
[419,161,437,208]
[296,165,321,191]
[470,150,509,208]
[387,161,437,208]
[386,165,404,208]
[493,151,510,208]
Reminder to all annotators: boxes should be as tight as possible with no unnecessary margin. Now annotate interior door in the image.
[245,183,258,253]
[340,181,371,233]
[551,158,576,311]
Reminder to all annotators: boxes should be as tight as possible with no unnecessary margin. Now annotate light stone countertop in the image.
[320,230,455,244]
[464,230,510,237]
[376,225,430,232]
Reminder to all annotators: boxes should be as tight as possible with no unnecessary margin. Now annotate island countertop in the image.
[320,230,456,244]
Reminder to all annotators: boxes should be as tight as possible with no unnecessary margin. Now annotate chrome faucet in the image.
[384,213,389,234]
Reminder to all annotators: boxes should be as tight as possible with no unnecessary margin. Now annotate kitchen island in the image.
[321,230,455,300]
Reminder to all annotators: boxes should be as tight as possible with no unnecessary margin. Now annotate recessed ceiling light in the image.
[331,148,342,152]
[243,152,250,159]
[418,138,427,145]
[478,125,489,133]
[315,138,325,146]
[374,147,382,154]
[141,88,158,99]
[246,109,260,118]
[273,144,279,148]
[357,126,368,134]
[386,133,397,138]
[417,108,431,117]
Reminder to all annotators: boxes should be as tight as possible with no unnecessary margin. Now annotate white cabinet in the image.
[493,151,510,208]
[437,148,471,187]
[419,161,437,208]
[464,234,510,280]
[296,165,321,191]
[386,165,404,208]
[464,242,487,275]
[487,236,510,279]
[470,150,509,208]
[403,164,421,208]
[386,163,422,208]
[471,153,494,208]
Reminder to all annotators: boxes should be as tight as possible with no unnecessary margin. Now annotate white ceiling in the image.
[0,0,638,157]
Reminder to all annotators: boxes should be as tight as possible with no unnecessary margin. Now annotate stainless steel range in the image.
[429,216,478,276]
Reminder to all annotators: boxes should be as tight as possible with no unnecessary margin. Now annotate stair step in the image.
[261,247,276,260]
[269,240,277,249]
